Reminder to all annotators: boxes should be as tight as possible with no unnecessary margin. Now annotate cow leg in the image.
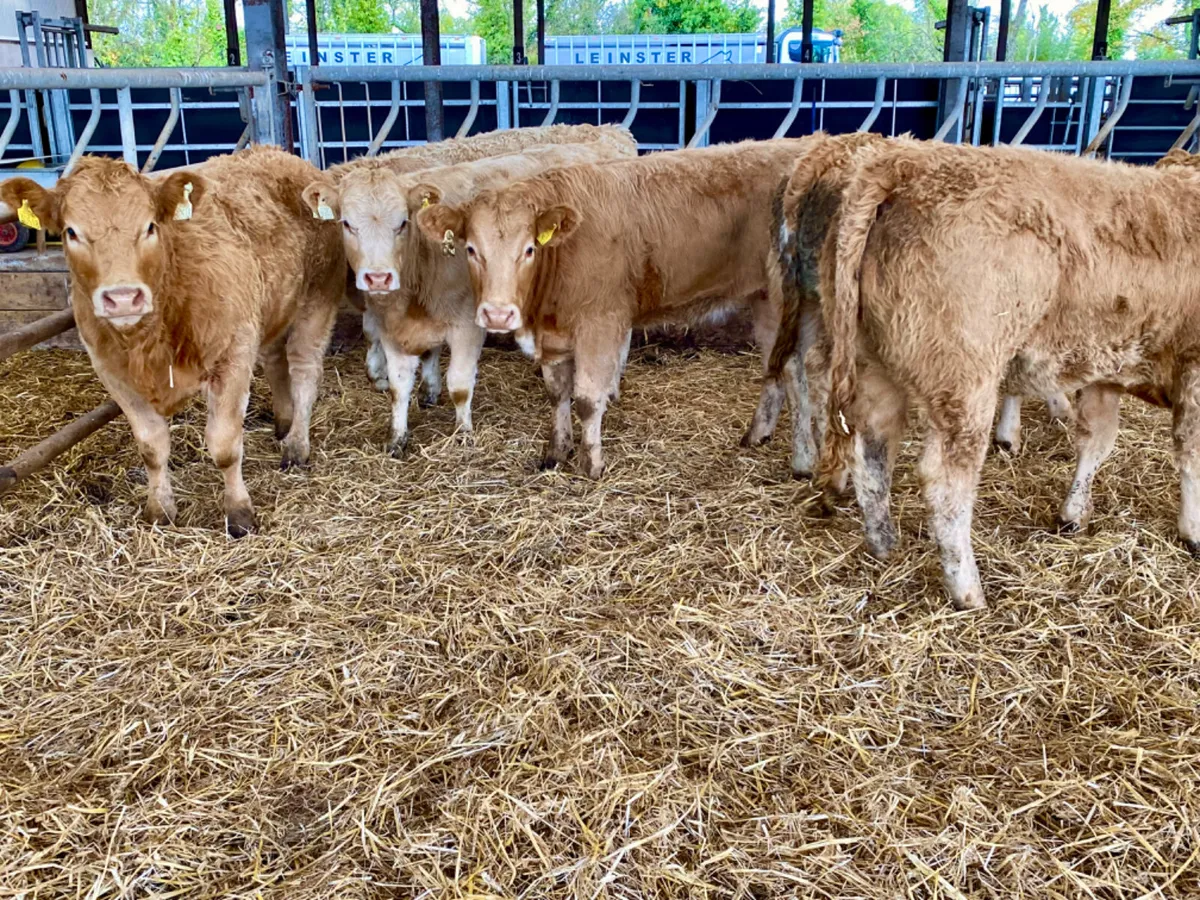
[418,346,442,408]
[1046,391,1073,422]
[1057,385,1120,534]
[610,328,632,402]
[93,367,176,526]
[540,358,575,470]
[805,337,831,476]
[993,394,1023,454]
[742,283,788,448]
[919,393,996,611]
[206,359,256,538]
[379,334,420,457]
[280,302,337,470]
[1175,369,1200,555]
[361,307,390,393]
[575,329,626,479]
[851,367,907,559]
[785,306,823,479]
[261,337,293,441]
[446,325,485,434]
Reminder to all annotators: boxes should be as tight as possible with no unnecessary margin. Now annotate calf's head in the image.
[416,188,581,333]
[305,167,428,295]
[0,159,204,330]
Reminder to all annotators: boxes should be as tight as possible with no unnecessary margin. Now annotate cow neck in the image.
[403,229,453,319]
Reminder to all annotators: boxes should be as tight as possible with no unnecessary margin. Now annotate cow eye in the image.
[342,221,355,234]
[466,245,476,258]
[396,220,407,235]
[65,227,78,241]
[524,245,534,259]
[145,222,156,238]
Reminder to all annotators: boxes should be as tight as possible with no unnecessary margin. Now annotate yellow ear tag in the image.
[537,225,556,246]
[17,199,40,231]
[315,199,335,221]
[441,229,456,257]
[420,195,431,210]
[173,182,193,222]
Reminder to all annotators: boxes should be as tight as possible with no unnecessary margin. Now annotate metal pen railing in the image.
[296,60,1200,164]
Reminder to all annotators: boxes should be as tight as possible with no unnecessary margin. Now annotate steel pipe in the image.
[142,87,182,173]
[621,79,641,129]
[687,78,721,148]
[64,89,102,174]
[1010,76,1052,145]
[0,400,122,496]
[858,76,886,132]
[0,90,22,159]
[773,77,805,139]
[0,307,76,363]
[1083,74,1134,156]
[540,79,560,127]
[456,79,481,138]
[367,80,402,156]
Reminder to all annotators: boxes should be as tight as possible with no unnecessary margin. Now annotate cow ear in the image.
[406,182,442,217]
[534,205,581,247]
[415,202,464,246]
[0,177,61,233]
[155,171,207,223]
[302,178,340,220]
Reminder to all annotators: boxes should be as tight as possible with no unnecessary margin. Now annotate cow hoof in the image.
[791,467,814,481]
[274,418,293,442]
[1183,538,1200,558]
[539,455,563,471]
[225,508,257,538]
[419,392,440,409]
[740,428,770,449]
[865,530,897,560]
[993,438,1017,455]
[1054,516,1082,535]
[372,377,390,393]
[142,500,176,527]
[951,590,988,612]
[582,461,606,479]
[387,435,409,459]
[280,450,309,471]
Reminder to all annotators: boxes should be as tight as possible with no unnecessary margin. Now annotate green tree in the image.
[625,0,760,33]
[90,0,232,67]
[783,0,943,62]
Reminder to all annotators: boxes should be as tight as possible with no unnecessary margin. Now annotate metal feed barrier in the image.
[2,58,1200,493]
[294,60,1200,165]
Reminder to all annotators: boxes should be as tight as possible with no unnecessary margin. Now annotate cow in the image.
[319,123,636,397]
[819,137,1200,610]
[416,138,814,477]
[0,147,345,536]
[303,135,637,456]
[743,131,1073,480]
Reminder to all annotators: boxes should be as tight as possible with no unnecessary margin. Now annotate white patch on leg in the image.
[994,394,1022,452]
[515,329,536,358]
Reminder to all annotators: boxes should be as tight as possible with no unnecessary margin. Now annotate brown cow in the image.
[304,135,637,456]
[820,138,1200,610]
[0,147,344,535]
[744,132,1073,478]
[321,123,635,396]
[416,138,812,477]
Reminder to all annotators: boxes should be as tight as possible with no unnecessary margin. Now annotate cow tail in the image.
[765,134,839,381]
[817,150,899,497]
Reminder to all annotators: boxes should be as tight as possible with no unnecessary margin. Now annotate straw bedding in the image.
[0,343,1197,899]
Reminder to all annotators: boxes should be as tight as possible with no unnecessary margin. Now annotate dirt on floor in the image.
[0,344,1197,899]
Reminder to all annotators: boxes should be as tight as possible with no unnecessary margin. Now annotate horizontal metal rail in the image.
[0,399,122,496]
[0,67,269,90]
[310,60,1200,84]
[0,307,76,363]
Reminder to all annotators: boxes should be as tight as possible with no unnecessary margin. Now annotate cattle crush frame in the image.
[0,57,1199,496]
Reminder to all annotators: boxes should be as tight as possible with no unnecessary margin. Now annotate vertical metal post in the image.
[1192,8,1199,59]
[223,0,241,66]
[1092,0,1111,59]
[766,0,776,63]
[996,0,1011,60]
[243,0,290,150]
[537,0,545,63]
[306,0,319,69]
[298,68,320,163]
[420,0,444,142]
[800,0,814,62]
[513,0,526,64]
[116,86,137,167]
[939,0,971,143]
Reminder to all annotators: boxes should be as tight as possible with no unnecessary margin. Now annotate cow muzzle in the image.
[356,268,399,294]
[477,302,522,333]
[93,284,152,326]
